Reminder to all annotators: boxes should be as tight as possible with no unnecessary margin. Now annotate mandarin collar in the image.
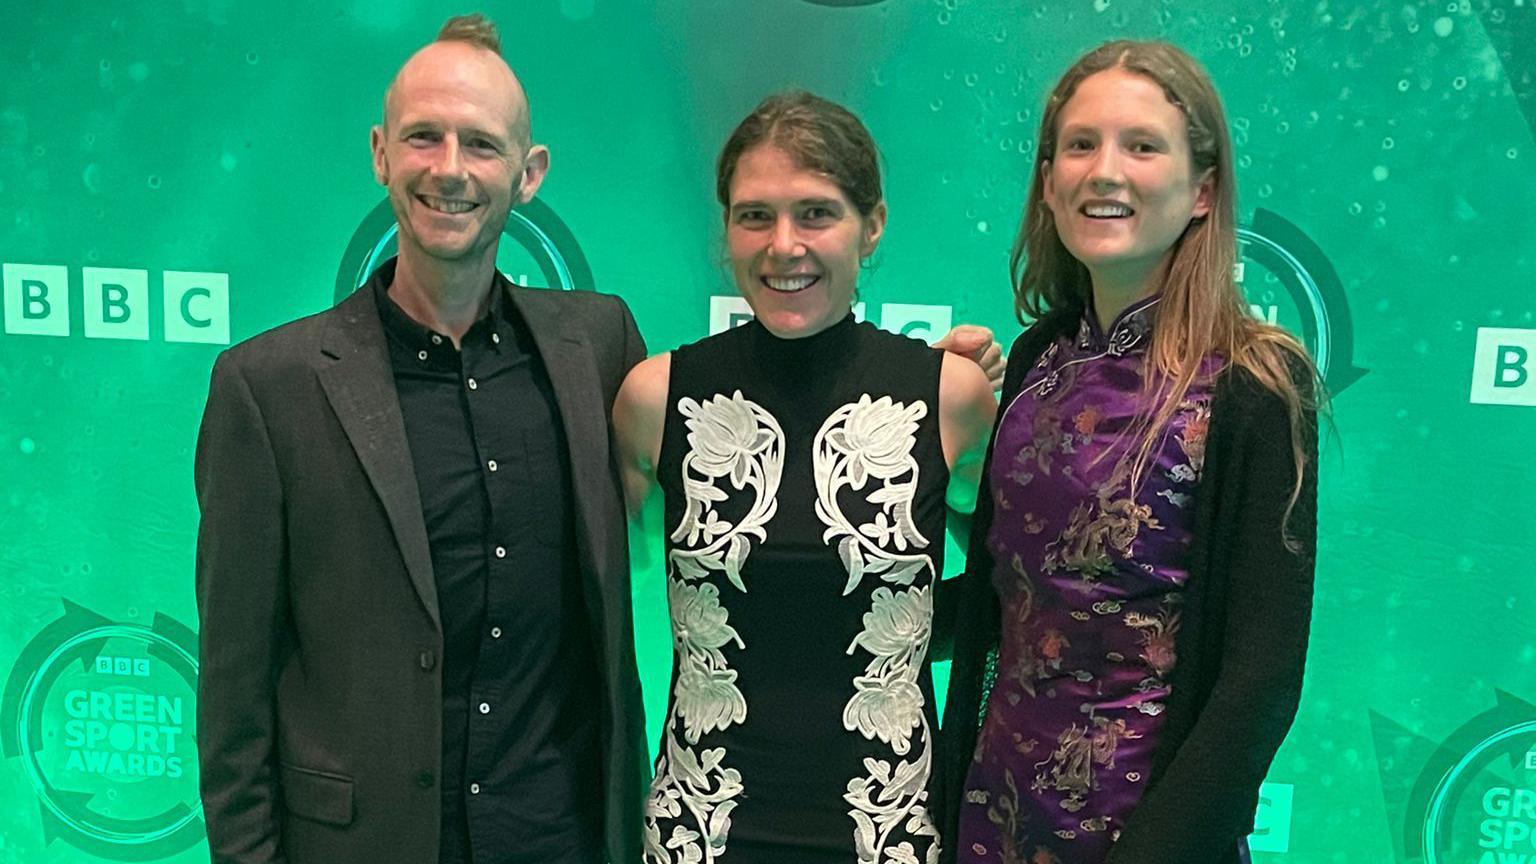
[1077,294,1160,356]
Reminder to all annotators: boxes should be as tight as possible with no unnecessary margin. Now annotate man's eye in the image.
[736,210,770,224]
[468,139,498,152]
[1061,138,1093,152]
[802,207,834,221]
[407,131,439,145]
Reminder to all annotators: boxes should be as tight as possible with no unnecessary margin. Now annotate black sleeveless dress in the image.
[643,315,950,864]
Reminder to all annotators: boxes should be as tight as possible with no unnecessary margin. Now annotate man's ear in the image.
[516,144,550,205]
[370,125,388,185]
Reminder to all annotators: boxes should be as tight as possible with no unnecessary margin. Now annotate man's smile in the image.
[417,193,480,214]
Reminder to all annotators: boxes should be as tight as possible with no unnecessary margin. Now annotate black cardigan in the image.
[935,308,1318,864]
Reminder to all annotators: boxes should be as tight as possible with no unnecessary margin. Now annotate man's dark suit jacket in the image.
[194,274,649,864]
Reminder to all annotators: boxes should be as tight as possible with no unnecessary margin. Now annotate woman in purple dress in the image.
[938,41,1321,864]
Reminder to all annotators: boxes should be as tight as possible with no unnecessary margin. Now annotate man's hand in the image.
[934,325,1005,390]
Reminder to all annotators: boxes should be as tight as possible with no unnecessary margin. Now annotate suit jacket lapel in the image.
[317,288,439,630]
[508,286,611,582]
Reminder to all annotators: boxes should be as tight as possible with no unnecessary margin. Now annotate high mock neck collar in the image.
[743,311,860,364]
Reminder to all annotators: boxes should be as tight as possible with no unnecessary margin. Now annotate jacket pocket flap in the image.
[280,763,355,826]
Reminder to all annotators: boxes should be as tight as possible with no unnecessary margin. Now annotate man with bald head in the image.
[194,15,646,864]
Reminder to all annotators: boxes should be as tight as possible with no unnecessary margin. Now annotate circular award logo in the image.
[1238,208,1368,393]
[1420,720,1536,864]
[1,601,203,859]
[1373,691,1536,864]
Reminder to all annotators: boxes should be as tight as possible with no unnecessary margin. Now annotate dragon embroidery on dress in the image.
[1160,397,1212,500]
[813,394,941,863]
[644,391,783,864]
[1031,715,1142,814]
[1043,459,1162,593]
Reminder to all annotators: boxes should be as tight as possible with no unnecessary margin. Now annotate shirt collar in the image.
[370,258,510,367]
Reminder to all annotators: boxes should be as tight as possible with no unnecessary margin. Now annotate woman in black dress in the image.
[614,91,997,863]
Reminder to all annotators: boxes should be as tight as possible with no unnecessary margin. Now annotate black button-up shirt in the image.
[373,263,602,864]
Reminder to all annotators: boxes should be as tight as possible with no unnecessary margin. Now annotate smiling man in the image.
[194,15,647,864]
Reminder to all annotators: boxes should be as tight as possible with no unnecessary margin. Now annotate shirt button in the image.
[416,350,428,362]
[490,627,502,639]
[494,546,506,559]
[487,459,498,472]
[492,333,501,345]
[478,702,490,715]
[431,334,443,345]
[418,649,436,670]
[470,782,481,795]
[416,770,434,788]
[467,377,478,390]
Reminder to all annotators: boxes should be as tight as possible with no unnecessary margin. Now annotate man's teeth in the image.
[765,275,817,293]
[421,196,477,214]
[1083,203,1132,218]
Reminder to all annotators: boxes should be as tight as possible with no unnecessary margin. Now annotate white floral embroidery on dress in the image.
[643,730,743,864]
[669,391,783,591]
[644,390,783,864]
[814,394,941,864]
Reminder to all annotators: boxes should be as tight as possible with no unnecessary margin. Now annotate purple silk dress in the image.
[956,297,1220,864]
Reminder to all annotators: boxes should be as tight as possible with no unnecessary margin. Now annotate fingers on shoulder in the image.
[941,351,994,402]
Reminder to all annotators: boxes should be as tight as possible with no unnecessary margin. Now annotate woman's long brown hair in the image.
[1013,40,1323,535]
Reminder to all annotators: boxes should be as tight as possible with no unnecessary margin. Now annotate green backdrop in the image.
[2,1,1534,862]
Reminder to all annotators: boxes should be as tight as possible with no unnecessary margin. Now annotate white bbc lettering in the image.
[93,656,152,678]
[880,303,953,344]
[3,264,230,344]
[1249,782,1295,853]
[3,263,70,336]
[1470,328,1536,407]
[162,271,230,345]
[708,296,757,335]
[84,268,150,341]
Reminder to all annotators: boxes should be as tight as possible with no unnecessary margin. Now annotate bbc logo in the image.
[1470,328,1536,407]
[94,656,151,677]
[3,263,230,344]
[1249,782,1294,853]
[708,296,954,344]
